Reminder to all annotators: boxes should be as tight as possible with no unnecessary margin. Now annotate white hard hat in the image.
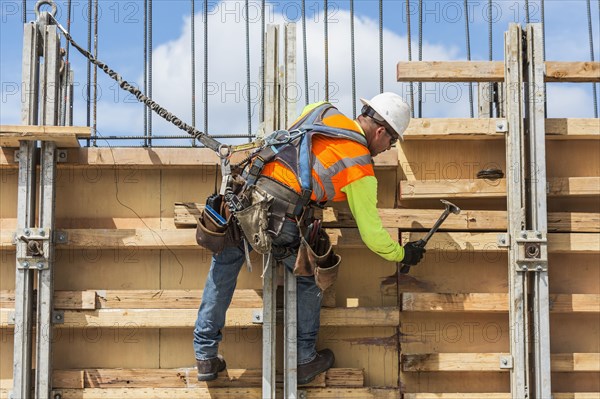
[360,92,411,140]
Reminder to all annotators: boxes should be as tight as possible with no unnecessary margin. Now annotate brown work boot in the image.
[297,349,335,385]
[196,354,226,381]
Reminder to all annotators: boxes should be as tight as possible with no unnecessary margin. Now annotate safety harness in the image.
[242,103,368,216]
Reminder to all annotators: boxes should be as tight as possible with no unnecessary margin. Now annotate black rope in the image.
[204,0,209,136]
[324,0,329,101]
[525,0,530,23]
[379,0,384,93]
[302,0,309,105]
[587,0,599,117]
[191,0,196,146]
[23,0,26,23]
[51,15,222,151]
[350,0,356,118]
[245,0,252,139]
[406,0,414,117]
[464,0,473,118]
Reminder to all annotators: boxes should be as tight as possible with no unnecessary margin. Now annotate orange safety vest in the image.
[260,103,374,203]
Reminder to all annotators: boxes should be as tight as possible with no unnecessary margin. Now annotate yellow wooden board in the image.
[0,125,90,147]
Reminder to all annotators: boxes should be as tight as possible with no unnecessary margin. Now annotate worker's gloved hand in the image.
[401,241,426,266]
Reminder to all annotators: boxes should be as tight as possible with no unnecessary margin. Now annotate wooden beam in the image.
[0,227,387,251]
[0,307,399,328]
[402,353,600,372]
[400,177,600,199]
[52,368,363,389]
[0,125,90,147]
[402,118,600,140]
[399,232,600,253]
[397,61,504,82]
[405,395,600,399]
[0,290,96,310]
[397,61,599,82]
[401,293,600,313]
[24,388,401,399]
[0,146,398,168]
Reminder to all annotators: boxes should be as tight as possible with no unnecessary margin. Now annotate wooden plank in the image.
[401,293,600,313]
[405,395,600,399]
[0,228,373,250]
[2,230,595,252]
[0,307,399,328]
[402,353,600,372]
[402,118,600,140]
[0,290,96,310]
[546,62,600,82]
[0,147,398,168]
[396,61,599,82]
[546,118,600,139]
[400,177,600,199]
[31,387,400,399]
[397,61,505,82]
[52,368,362,389]
[0,125,90,147]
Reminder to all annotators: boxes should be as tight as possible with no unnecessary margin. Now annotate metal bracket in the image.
[13,150,20,163]
[15,228,51,270]
[500,355,513,369]
[52,392,63,399]
[7,312,15,325]
[55,230,68,244]
[497,233,510,247]
[496,119,508,133]
[298,390,307,399]
[515,230,548,272]
[252,310,263,324]
[52,310,65,324]
[57,149,68,163]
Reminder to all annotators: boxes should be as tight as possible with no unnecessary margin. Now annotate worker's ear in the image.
[375,125,386,138]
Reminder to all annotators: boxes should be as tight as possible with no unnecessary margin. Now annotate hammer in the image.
[400,199,461,274]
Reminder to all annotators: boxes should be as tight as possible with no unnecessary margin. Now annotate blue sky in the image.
[1,0,598,143]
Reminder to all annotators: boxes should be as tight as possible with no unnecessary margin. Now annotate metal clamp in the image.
[515,230,548,272]
[52,310,65,324]
[497,233,510,247]
[15,228,52,270]
[496,119,508,133]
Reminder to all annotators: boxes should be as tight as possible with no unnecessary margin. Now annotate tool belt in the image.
[195,194,242,253]
[293,219,341,291]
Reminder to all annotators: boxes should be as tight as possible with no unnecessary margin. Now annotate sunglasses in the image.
[361,105,399,145]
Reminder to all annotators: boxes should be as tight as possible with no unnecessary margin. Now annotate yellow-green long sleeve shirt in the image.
[341,176,405,262]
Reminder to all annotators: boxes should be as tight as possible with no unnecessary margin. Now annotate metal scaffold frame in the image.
[11,3,69,398]
[504,23,552,398]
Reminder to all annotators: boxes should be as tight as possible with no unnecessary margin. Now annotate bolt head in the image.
[522,265,528,271]
[37,262,44,269]
[55,314,62,320]
[521,232,528,238]
[536,265,543,271]
[502,358,508,364]
[24,229,31,236]
[536,231,542,238]
[22,261,30,268]
[39,230,45,237]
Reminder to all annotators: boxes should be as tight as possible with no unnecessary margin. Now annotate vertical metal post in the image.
[35,21,60,399]
[525,23,552,399]
[12,21,40,399]
[283,24,298,398]
[262,255,277,398]
[284,268,298,398]
[504,23,529,399]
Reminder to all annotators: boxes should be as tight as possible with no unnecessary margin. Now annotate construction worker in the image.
[194,92,426,383]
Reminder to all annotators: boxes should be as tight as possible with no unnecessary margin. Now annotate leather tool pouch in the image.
[195,195,241,254]
[293,223,341,290]
[235,185,274,254]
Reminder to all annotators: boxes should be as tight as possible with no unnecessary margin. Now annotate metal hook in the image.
[34,0,57,19]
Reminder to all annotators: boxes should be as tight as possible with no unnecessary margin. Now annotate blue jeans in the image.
[193,219,322,364]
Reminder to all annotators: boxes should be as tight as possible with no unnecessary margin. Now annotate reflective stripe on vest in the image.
[261,103,374,203]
